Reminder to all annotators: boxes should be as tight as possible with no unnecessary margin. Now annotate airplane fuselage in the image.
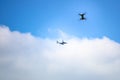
[57,41,67,45]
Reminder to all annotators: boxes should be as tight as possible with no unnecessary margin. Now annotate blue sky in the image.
[0,0,120,42]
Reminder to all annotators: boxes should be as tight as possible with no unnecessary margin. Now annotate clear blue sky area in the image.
[0,0,120,42]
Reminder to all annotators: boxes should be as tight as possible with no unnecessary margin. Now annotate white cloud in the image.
[0,26,120,80]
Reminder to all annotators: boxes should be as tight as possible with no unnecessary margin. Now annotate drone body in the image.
[79,13,86,20]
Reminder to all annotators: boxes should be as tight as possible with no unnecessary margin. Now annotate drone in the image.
[79,13,86,20]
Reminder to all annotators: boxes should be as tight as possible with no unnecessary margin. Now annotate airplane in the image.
[57,40,67,45]
[79,13,86,20]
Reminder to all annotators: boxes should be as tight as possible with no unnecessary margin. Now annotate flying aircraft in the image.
[79,13,86,20]
[57,40,67,45]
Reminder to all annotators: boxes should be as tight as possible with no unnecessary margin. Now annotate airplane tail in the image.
[56,41,59,44]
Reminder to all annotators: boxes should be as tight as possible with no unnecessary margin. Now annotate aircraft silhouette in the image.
[79,13,86,20]
[57,40,67,45]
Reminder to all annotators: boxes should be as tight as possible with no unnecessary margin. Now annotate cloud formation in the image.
[0,26,120,80]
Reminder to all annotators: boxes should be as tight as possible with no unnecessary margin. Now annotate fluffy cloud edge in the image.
[0,25,120,80]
